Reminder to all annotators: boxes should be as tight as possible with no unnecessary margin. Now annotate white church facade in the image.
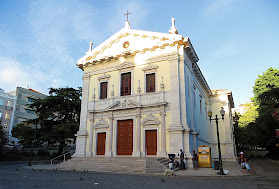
[73,18,236,163]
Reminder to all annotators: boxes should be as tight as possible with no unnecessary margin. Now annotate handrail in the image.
[50,151,73,165]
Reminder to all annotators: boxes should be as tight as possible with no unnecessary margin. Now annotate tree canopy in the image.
[234,67,279,154]
[12,87,82,154]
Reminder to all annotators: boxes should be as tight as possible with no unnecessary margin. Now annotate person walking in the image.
[192,150,198,170]
[179,149,185,170]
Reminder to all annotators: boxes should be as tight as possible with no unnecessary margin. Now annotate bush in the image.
[2,150,27,161]
[37,149,50,157]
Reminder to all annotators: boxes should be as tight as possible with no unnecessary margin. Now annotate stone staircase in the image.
[145,157,168,173]
[56,157,171,174]
[57,157,145,173]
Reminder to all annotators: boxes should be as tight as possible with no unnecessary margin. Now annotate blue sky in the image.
[0,0,278,106]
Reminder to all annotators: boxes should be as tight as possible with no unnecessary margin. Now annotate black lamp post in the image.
[208,107,226,175]
[27,124,40,166]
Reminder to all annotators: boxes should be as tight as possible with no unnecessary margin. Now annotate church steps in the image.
[56,157,146,173]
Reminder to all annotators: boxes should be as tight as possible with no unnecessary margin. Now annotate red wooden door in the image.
[117,120,133,155]
[146,130,157,155]
[97,132,106,155]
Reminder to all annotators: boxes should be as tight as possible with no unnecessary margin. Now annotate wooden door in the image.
[97,132,106,155]
[146,130,157,155]
[117,120,133,155]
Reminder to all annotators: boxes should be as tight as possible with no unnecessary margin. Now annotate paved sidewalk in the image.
[22,160,251,177]
[173,161,250,177]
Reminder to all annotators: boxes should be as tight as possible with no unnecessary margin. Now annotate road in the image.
[0,158,278,189]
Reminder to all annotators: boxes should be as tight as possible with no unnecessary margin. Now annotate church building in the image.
[73,18,236,165]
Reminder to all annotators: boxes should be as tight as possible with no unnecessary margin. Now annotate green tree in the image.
[238,102,258,128]
[252,67,279,153]
[30,87,81,155]
[12,122,35,147]
[0,120,8,159]
[252,67,279,104]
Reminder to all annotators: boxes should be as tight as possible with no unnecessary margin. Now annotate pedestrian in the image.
[179,149,185,170]
[239,152,247,173]
[192,150,198,170]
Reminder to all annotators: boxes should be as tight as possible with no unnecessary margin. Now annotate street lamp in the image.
[208,107,226,175]
[27,124,40,166]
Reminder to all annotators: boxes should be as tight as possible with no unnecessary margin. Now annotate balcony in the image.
[88,91,168,112]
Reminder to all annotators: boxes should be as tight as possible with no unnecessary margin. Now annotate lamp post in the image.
[208,107,226,175]
[27,124,40,166]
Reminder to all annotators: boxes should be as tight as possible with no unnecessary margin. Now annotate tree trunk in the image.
[58,140,66,155]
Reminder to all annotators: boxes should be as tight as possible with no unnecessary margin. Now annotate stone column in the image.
[87,119,94,156]
[168,54,182,128]
[73,73,90,157]
[168,52,183,154]
[158,111,167,157]
[106,116,113,157]
[183,128,193,168]
[133,113,141,157]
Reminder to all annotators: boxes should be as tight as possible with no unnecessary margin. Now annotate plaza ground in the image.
[0,158,278,189]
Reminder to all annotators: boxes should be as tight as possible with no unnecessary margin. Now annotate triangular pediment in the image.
[106,99,141,110]
[77,27,188,66]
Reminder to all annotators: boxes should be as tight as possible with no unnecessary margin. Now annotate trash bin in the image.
[214,160,219,170]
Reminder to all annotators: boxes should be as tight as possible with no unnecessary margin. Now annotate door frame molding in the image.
[113,117,136,156]
[143,127,159,156]
[94,130,107,155]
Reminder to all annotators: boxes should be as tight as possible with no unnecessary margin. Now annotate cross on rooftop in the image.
[124,10,132,22]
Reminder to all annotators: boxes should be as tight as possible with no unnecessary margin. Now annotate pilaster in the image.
[87,119,94,157]
[158,109,167,157]
[133,112,141,157]
[106,115,113,157]
[73,73,90,157]
[168,53,182,129]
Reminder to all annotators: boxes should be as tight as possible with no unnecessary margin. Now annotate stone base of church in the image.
[132,150,141,157]
[72,152,86,157]
[105,151,113,157]
[158,150,167,157]
[86,152,93,157]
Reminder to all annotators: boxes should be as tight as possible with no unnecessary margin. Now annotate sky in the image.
[0,0,278,107]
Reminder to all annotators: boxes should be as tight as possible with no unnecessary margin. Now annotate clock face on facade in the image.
[123,41,130,49]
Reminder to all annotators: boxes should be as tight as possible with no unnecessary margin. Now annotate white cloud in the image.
[204,0,239,18]
[0,57,64,94]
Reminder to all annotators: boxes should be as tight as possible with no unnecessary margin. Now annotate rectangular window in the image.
[5,112,10,120]
[100,82,108,99]
[121,72,131,96]
[26,109,35,114]
[193,91,196,107]
[200,99,202,113]
[146,73,155,93]
[27,97,36,102]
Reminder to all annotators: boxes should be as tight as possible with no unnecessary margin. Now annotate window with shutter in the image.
[100,82,108,99]
[121,72,131,96]
[146,73,155,93]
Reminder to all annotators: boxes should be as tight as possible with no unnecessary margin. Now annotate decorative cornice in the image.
[79,39,189,69]
[142,64,159,71]
[105,99,141,111]
[116,62,134,70]
[97,73,111,80]
[94,119,109,129]
[141,114,160,126]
